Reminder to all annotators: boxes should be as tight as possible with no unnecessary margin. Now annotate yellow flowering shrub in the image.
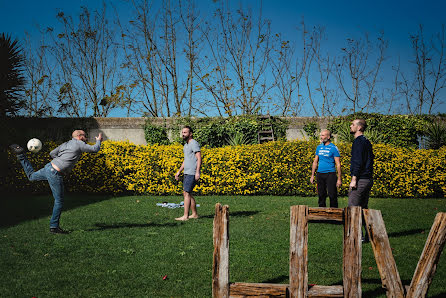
[3,140,445,198]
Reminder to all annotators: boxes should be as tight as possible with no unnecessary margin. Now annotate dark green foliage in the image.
[144,119,170,145]
[170,116,289,147]
[303,121,319,141]
[327,113,439,148]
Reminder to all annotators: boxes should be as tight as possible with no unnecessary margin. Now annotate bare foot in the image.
[189,214,199,219]
[175,216,189,221]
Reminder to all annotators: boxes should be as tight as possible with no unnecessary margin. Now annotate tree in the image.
[0,33,25,117]
[196,2,276,116]
[394,25,446,114]
[335,32,387,114]
[49,4,124,117]
[22,32,56,117]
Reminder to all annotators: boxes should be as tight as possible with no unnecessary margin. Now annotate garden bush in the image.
[4,140,445,198]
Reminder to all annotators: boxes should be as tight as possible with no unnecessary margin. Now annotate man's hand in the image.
[195,172,200,181]
[96,133,103,141]
[336,179,342,188]
[175,172,180,181]
[349,176,357,190]
[310,175,315,184]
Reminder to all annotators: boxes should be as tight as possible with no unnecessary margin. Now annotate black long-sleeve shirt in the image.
[350,135,374,179]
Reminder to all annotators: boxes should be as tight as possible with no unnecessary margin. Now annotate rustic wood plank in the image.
[213,203,230,298]
[307,285,344,297]
[343,206,362,298]
[308,207,344,222]
[363,209,405,298]
[289,205,309,298]
[229,283,343,297]
[406,212,446,298]
[230,282,287,297]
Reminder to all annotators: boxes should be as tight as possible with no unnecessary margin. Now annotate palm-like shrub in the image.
[0,33,25,117]
[425,122,446,149]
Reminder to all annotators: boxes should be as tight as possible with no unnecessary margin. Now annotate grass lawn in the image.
[1,194,445,297]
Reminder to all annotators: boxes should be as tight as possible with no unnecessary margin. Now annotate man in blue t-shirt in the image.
[310,129,342,207]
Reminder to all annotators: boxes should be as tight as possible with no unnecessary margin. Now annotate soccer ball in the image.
[27,138,43,153]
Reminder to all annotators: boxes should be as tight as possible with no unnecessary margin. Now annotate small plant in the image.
[335,122,354,143]
[364,128,385,144]
[226,131,249,146]
[425,121,446,149]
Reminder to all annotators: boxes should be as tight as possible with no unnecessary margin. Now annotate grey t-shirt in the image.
[183,139,200,175]
[50,138,101,173]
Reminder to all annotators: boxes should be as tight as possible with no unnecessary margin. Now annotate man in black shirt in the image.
[348,119,374,241]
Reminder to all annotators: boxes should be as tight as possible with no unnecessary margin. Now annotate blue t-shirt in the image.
[316,142,340,173]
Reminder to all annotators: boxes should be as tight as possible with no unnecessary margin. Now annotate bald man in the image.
[9,130,102,234]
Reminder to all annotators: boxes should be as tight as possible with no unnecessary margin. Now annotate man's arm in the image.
[350,139,363,189]
[79,133,103,153]
[335,156,342,188]
[49,145,61,159]
[310,155,319,184]
[175,162,185,181]
[195,151,202,181]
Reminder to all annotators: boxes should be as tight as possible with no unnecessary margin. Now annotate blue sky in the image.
[1,0,445,116]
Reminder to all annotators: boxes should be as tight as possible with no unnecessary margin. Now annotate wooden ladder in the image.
[257,115,275,143]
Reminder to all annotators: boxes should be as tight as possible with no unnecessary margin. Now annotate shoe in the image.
[50,227,70,234]
[9,144,25,155]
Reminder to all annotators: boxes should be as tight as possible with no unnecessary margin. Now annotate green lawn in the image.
[1,195,445,297]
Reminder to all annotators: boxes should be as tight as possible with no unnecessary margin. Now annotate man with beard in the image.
[174,126,201,221]
[9,130,102,234]
[348,119,374,241]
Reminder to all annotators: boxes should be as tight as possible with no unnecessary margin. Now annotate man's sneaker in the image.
[50,227,70,234]
[9,144,25,155]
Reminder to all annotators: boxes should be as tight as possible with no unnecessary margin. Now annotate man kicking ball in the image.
[174,126,201,221]
[9,130,103,234]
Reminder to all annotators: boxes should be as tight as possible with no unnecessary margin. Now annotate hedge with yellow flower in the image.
[4,140,445,198]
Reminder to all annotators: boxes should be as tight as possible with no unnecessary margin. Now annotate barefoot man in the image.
[174,126,201,221]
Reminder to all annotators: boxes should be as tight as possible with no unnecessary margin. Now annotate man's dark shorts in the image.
[183,174,197,193]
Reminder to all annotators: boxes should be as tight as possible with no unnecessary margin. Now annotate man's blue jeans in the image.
[18,155,64,228]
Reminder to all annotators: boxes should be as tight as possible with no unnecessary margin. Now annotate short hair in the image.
[320,129,332,138]
[183,126,193,134]
[355,119,367,132]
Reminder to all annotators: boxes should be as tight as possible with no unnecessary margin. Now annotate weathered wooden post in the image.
[289,205,309,298]
[212,203,230,298]
[406,212,446,298]
[343,206,362,298]
[363,209,405,298]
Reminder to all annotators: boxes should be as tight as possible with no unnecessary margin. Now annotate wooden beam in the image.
[308,285,344,297]
[289,205,309,298]
[230,282,287,297]
[343,207,362,298]
[308,207,344,222]
[406,212,446,298]
[213,203,230,298]
[229,283,343,297]
[363,209,405,298]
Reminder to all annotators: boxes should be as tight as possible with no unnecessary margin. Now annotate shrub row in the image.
[4,141,445,198]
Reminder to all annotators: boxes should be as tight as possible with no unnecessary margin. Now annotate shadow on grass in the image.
[387,228,426,238]
[87,222,179,231]
[261,275,288,284]
[0,193,116,228]
[199,210,260,219]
